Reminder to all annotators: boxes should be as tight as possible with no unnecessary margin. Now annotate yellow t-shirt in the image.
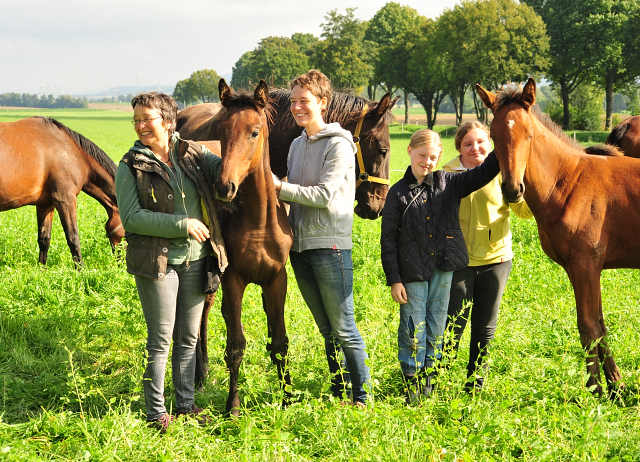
[442,155,533,266]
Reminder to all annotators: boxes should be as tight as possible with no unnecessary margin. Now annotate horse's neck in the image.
[525,119,581,211]
[237,147,279,226]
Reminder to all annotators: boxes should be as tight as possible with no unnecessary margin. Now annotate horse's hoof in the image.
[608,382,626,401]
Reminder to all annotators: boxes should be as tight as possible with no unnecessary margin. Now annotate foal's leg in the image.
[36,205,55,265]
[262,268,291,403]
[568,265,606,395]
[595,291,624,397]
[195,291,217,389]
[221,271,247,416]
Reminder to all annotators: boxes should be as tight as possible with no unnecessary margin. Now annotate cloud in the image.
[1,0,459,95]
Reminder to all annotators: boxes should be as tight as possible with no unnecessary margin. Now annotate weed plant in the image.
[0,111,639,460]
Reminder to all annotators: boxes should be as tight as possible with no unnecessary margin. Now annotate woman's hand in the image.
[272,173,282,195]
[187,218,210,242]
[391,282,408,304]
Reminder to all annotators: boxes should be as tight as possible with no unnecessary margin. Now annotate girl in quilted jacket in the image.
[380,129,499,404]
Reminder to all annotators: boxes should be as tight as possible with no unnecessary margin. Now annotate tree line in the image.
[173,0,640,131]
[0,93,88,109]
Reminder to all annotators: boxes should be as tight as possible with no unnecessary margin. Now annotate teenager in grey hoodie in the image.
[274,70,371,407]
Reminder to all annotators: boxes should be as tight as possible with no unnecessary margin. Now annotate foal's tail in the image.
[37,116,117,178]
[606,121,629,149]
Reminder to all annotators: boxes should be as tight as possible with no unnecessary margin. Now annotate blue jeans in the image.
[290,249,371,403]
[135,258,206,421]
[398,269,453,375]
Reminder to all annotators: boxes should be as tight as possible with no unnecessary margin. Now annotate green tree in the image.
[189,69,222,103]
[231,51,257,89]
[173,78,198,105]
[433,0,549,125]
[570,82,604,131]
[251,36,311,87]
[173,69,222,104]
[583,0,640,129]
[365,2,422,123]
[312,8,373,93]
[524,0,599,128]
[231,34,318,89]
[404,19,448,129]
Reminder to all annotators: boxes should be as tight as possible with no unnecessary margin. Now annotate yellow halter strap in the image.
[353,104,391,188]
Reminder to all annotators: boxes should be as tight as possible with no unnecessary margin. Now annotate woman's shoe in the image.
[148,413,175,434]
[176,404,211,426]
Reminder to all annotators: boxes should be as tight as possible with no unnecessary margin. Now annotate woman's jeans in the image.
[135,258,206,421]
[289,249,371,403]
[398,269,453,376]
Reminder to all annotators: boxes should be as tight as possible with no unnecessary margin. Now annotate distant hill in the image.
[75,85,176,99]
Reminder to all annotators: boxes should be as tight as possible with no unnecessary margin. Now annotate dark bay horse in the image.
[213,79,293,415]
[606,115,640,158]
[0,117,124,265]
[476,78,640,397]
[176,89,399,219]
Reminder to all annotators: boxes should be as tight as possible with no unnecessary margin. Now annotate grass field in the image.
[1,109,639,460]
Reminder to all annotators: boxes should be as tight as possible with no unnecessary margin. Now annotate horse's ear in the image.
[219,79,233,109]
[254,80,269,109]
[476,84,497,111]
[521,78,537,109]
[374,93,400,120]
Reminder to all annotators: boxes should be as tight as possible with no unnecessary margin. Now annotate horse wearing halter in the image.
[353,105,390,188]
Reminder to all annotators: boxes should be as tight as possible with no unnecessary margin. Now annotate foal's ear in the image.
[476,84,496,111]
[219,79,233,109]
[521,78,537,109]
[254,80,269,109]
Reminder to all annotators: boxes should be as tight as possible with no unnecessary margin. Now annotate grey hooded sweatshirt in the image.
[278,123,357,252]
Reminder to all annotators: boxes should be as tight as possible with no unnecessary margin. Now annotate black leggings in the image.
[446,260,512,382]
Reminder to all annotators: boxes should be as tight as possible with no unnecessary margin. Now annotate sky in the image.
[1,0,459,96]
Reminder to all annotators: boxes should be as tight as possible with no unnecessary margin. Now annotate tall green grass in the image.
[0,110,639,460]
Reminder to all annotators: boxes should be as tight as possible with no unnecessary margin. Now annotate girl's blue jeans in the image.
[398,268,453,376]
[290,249,371,403]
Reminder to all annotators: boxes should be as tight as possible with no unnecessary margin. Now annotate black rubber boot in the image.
[403,374,420,404]
[419,367,437,397]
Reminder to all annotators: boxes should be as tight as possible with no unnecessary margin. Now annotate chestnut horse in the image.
[606,115,640,158]
[213,79,293,415]
[0,117,124,265]
[475,78,640,397]
[176,90,399,219]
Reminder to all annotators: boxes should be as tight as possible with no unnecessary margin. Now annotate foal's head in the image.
[477,78,537,203]
[215,79,270,202]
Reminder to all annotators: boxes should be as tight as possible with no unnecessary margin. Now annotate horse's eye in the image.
[379,149,388,157]
[251,130,259,139]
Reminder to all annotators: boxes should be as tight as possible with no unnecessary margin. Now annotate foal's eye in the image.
[379,149,388,157]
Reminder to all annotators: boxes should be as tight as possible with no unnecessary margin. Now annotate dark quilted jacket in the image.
[380,151,500,285]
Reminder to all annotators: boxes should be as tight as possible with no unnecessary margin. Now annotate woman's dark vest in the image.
[120,140,227,280]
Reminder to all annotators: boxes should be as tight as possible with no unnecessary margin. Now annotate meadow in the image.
[0,108,639,461]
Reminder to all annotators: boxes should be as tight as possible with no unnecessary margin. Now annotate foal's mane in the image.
[39,117,117,177]
[270,89,393,138]
[492,86,584,151]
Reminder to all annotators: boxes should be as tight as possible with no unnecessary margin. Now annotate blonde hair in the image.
[409,129,442,150]
[454,121,490,151]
